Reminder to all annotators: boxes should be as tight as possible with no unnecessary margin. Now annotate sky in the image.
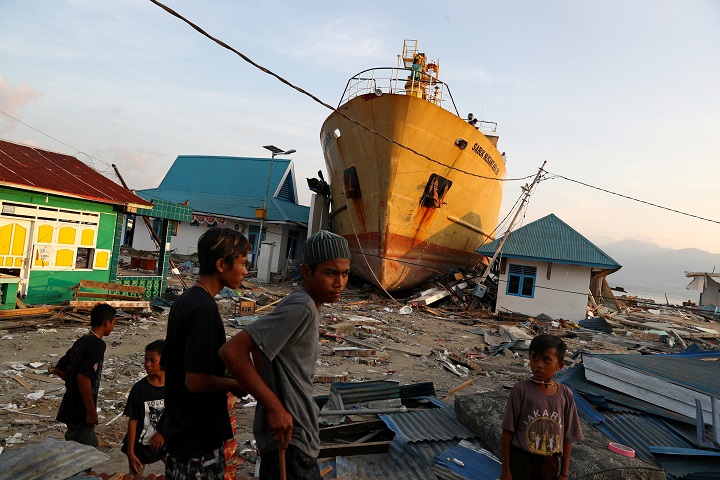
[1,0,719,254]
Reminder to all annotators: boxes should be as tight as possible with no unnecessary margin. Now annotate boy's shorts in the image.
[64,422,98,447]
[510,446,560,480]
[166,447,225,480]
[259,445,321,480]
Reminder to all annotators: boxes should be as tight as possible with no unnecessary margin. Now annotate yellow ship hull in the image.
[321,93,506,291]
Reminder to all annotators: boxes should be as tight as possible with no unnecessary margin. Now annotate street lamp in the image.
[256,145,296,264]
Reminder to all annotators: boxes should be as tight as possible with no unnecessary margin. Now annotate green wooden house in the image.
[0,139,190,307]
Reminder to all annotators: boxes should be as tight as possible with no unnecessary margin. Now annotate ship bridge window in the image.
[343,166,362,199]
[420,174,452,208]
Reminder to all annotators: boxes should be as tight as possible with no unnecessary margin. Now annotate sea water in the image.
[613,283,695,306]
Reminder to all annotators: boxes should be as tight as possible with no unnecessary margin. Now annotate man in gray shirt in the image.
[220,230,351,479]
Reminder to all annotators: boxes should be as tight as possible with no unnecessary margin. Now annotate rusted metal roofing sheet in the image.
[0,139,152,208]
[380,406,476,443]
[0,437,109,480]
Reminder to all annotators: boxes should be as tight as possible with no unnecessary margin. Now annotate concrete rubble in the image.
[0,257,717,479]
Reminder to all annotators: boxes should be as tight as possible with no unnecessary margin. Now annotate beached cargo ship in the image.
[320,40,506,291]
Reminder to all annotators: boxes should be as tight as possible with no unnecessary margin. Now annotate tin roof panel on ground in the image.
[558,364,694,424]
[649,446,720,479]
[432,442,502,480]
[380,406,476,443]
[0,437,109,480]
[585,352,720,397]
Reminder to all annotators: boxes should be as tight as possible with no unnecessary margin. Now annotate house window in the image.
[507,264,537,298]
[75,247,94,269]
[286,231,300,260]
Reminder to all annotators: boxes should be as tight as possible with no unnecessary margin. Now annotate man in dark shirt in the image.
[163,228,250,480]
[52,303,116,447]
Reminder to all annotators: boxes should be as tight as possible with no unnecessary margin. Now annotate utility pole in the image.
[476,161,547,288]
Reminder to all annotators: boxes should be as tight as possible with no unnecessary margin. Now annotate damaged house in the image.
[476,214,621,321]
[130,155,310,276]
[0,139,157,306]
[685,271,720,309]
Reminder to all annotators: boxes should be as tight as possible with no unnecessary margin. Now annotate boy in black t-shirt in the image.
[122,339,166,474]
[51,303,116,447]
[163,228,250,480]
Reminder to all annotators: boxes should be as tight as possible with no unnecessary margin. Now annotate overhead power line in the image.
[148,0,533,183]
[545,171,720,225]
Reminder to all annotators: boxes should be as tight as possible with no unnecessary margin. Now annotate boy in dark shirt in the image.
[500,334,583,480]
[122,339,166,474]
[51,303,116,447]
[163,228,250,480]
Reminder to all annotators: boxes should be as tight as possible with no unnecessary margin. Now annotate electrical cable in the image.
[148,0,534,183]
[545,171,720,225]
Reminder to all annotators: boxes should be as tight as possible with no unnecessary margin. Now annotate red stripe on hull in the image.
[344,232,485,291]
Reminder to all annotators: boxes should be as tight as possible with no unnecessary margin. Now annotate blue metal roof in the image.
[593,412,696,466]
[432,443,502,480]
[380,406,477,443]
[650,446,720,479]
[137,189,308,225]
[476,214,621,270]
[137,155,309,224]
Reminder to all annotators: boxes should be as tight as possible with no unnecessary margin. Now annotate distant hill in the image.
[598,240,720,295]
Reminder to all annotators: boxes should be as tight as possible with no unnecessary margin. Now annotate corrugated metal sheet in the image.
[432,443,502,480]
[650,446,720,479]
[593,411,695,465]
[158,155,291,197]
[380,406,476,443]
[0,437,109,480]
[0,139,152,208]
[331,380,400,405]
[585,352,720,398]
[476,214,620,269]
[559,363,695,424]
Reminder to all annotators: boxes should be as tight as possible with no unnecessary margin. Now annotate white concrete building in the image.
[685,272,720,307]
[476,214,621,321]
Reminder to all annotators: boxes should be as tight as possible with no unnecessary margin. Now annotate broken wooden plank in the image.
[0,307,57,318]
[440,379,474,401]
[333,347,377,357]
[8,374,35,392]
[69,300,150,308]
[255,298,283,312]
[313,373,350,384]
[20,372,65,385]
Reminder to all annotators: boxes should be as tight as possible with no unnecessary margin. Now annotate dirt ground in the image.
[0,275,686,478]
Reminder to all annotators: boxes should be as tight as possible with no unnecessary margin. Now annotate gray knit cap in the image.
[303,230,351,265]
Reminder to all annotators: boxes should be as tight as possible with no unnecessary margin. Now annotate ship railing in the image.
[337,67,461,117]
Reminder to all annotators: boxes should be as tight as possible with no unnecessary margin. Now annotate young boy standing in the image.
[500,334,583,480]
[163,228,251,480]
[220,230,351,480]
[122,339,166,475]
[51,303,116,447]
